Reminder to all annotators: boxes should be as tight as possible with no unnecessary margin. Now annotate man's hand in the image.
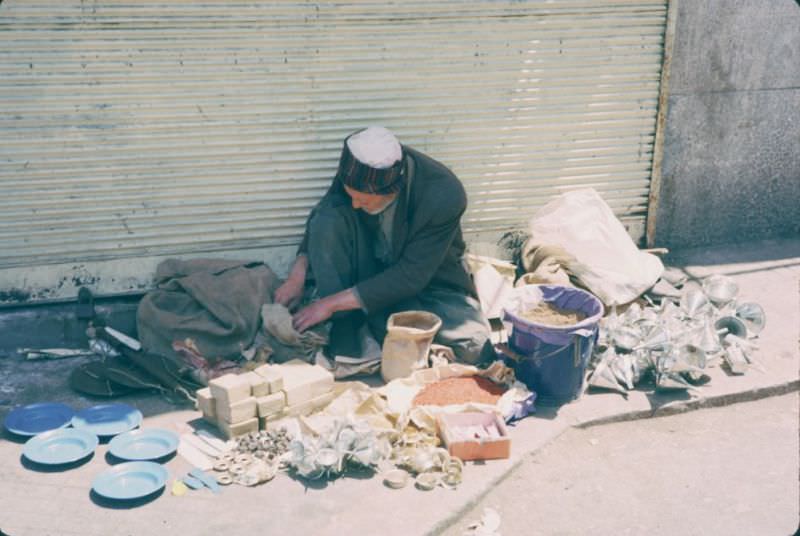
[291,288,362,333]
[274,255,308,311]
[274,277,305,311]
[292,299,334,333]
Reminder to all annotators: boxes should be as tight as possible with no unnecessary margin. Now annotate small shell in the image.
[415,472,439,491]
[444,457,463,474]
[217,474,233,486]
[212,460,229,472]
[229,463,246,475]
[382,469,409,489]
[234,473,260,487]
[235,453,253,465]
[441,470,461,488]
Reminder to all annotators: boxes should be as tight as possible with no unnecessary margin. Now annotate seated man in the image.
[274,126,494,365]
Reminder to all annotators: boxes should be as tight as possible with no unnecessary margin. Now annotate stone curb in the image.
[575,379,800,429]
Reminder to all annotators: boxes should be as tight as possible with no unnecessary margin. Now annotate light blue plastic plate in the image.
[23,428,98,465]
[71,403,143,437]
[92,461,168,500]
[108,428,179,461]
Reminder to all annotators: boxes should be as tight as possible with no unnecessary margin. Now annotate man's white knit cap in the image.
[346,126,402,169]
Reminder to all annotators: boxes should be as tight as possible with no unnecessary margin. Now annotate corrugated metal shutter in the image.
[0,0,668,303]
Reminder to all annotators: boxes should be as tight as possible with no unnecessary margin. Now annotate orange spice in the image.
[412,376,506,407]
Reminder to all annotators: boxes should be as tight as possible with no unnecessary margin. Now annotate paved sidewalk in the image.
[0,238,798,536]
[441,394,799,536]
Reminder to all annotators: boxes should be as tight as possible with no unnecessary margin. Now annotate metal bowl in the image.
[383,469,409,489]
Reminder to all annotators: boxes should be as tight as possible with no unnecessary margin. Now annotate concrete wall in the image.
[653,0,800,249]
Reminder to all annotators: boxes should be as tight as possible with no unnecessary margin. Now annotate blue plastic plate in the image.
[71,403,143,437]
[92,461,168,500]
[108,429,179,461]
[3,402,75,437]
[23,428,99,465]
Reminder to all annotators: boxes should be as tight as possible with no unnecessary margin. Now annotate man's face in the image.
[343,185,397,215]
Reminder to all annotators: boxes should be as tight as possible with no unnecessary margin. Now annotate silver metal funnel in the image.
[702,275,738,306]
[694,317,722,355]
[604,305,620,332]
[722,345,748,375]
[634,325,671,352]
[633,318,659,336]
[612,326,640,352]
[655,372,694,391]
[588,355,628,396]
[658,299,681,319]
[680,289,710,317]
[674,344,707,382]
[715,316,748,342]
[620,302,643,324]
[640,307,659,323]
[735,302,766,335]
[633,349,654,374]
[609,353,635,390]
[630,349,653,385]
[675,344,707,369]
[656,350,704,375]
[661,267,689,288]
[723,333,759,353]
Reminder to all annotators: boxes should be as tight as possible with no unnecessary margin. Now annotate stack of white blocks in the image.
[195,359,335,438]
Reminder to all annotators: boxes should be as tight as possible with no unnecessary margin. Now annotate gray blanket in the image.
[137,258,278,363]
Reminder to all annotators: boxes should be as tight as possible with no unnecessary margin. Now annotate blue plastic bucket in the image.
[503,285,604,406]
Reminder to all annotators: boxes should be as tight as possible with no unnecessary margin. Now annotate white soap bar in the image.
[254,364,284,393]
[256,392,286,418]
[216,396,257,424]
[241,371,270,397]
[282,390,336,418]
[195,387,216,420]
[218,417,258,439]
[209,373,251,406]
[279,359,334,406]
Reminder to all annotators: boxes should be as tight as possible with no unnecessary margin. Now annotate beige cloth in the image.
[258,303,329,363]
[519,242,574,287]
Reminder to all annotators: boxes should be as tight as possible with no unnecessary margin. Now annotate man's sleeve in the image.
[296,181,340,256]
[354,184,466,313]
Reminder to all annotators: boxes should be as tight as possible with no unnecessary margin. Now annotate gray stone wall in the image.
[653,0,800,248]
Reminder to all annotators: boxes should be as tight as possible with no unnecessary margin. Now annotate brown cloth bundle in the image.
[137,258,279,363]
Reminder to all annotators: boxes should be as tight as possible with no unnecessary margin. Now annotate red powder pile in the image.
[412,376,506,407]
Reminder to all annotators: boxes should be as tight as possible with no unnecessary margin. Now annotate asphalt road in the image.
[439,393,800,536]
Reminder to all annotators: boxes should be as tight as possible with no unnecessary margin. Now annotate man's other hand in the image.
[292,299,333,333]
[274,277,304,311]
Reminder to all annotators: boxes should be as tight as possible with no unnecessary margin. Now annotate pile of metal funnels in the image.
[588,273,766,395]
[287,417,390,480]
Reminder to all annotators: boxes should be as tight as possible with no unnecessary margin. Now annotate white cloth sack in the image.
[526,188,663,306]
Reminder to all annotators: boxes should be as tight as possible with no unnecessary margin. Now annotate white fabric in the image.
[526,188,663,306]
[347,126,402,169]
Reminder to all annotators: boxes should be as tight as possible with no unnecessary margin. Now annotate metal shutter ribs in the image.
[0,1,667,303]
